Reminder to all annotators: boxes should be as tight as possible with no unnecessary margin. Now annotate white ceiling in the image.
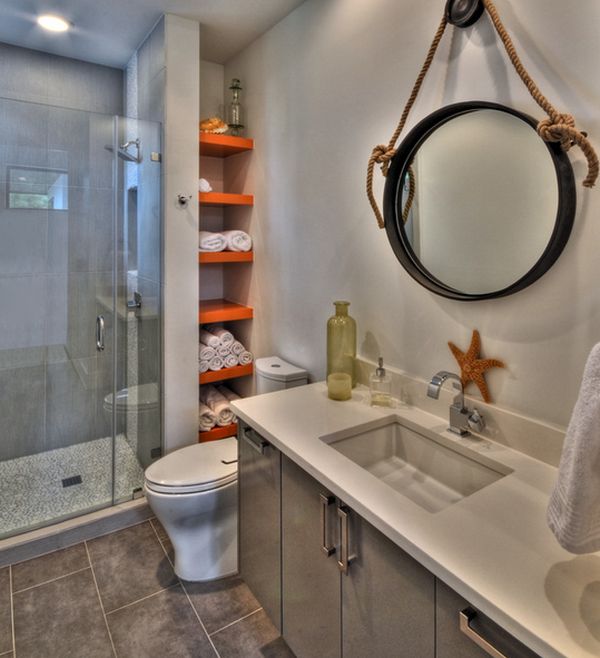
[0,0,306,68]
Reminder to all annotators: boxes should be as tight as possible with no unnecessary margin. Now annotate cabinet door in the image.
[282,455,341,658]
[342,511,435,658]
[238,423,282,631]
[436,579,540,658]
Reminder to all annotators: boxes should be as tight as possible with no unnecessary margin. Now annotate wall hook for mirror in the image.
[177,193,192,208]
[445,0,484,28]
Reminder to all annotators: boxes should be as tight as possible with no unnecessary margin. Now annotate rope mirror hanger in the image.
[366,0,599,230]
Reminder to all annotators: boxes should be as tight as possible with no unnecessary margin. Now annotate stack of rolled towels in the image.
[199,326,254,373]
[199,385,240,431]
[199,230,252,253]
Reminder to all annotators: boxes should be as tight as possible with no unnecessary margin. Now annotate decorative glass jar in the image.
[327,301,356,393]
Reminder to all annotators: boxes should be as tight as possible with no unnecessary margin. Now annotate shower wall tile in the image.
[0,43,49,104]
[46,358,96,450]
[0,365,45,461]
[45,275,69,347]
[0,209,47,275]
[0,347,45,371]
[0,276,45,350]
[66,273,98,360]
[46,209,69,273]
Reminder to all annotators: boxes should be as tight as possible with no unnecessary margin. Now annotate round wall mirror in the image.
[383,101,576,300]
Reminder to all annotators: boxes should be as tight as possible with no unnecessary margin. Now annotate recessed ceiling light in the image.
[37,15,71,32]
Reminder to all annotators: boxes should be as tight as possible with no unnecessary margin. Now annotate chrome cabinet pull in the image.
[337,504,351,574]
[96,315,105,352]
[459,609,508,658]
[319,494,336,556]
[242,426,269,454]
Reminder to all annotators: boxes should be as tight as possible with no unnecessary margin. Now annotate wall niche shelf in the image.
[199,192,254,206]
[198,422,238,443]
[199,133,254,157]
[199,298,253,324]
[199,251,254,264]
[199,363,254,385]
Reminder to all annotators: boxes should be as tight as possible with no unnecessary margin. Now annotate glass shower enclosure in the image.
[0,97,162,539]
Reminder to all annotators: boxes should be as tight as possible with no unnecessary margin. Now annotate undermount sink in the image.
[322,419,511,513]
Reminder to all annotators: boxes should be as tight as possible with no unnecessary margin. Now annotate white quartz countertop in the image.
[231,383,600,658]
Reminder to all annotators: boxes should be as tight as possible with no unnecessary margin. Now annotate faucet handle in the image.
[467,408,485,433]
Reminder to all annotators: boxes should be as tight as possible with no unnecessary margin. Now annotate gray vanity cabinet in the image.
[238,422,282,631]
[281,454,435,658]
[436,579,540,658]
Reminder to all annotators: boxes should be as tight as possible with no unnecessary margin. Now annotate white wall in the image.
[224,0,600,433]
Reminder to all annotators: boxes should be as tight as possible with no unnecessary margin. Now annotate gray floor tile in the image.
[150,517,168,541]
[0,567,12,654]
[183,576,261,634]
[87,521,177,612]
[107,584,216,657]
[13,568,113,658]
[12,543,89,592]
[212,609,295,658]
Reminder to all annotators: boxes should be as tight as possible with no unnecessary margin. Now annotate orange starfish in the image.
[448,329,505,403]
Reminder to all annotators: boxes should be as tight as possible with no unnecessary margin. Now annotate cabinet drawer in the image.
[436,580,540,658]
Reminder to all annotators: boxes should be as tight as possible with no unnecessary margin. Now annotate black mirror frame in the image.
[383,101,576,301]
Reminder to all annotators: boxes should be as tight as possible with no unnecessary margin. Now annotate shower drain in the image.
[62,475,82,488]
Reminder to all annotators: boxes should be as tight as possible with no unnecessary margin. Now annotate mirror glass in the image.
[384,103,575,300]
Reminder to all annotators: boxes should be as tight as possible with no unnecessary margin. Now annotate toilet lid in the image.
[144,437,237,494]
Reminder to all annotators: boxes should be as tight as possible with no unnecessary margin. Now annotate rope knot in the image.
[371,144,396,176]
[537,113,576,151]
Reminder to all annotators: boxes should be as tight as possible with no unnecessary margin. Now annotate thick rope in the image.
[367,15,448,228]
[402,166,416,224]
[367,0,598,229]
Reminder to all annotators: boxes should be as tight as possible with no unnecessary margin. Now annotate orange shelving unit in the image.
[198,423,238,442]
[199,133,254,157]
[199,192,254,206]
[199,251,253,264]
[199,363,254,385]
[198,299,253,324]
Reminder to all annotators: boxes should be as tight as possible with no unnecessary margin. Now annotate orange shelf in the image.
[199,363,254,384]
[198,423,238,443]
[199,251,254,264]
[199,299,253,324]
[199,133,254,157]
[199,192,254,206]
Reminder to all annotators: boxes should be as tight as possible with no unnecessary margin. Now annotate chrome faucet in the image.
[427,371,485,436]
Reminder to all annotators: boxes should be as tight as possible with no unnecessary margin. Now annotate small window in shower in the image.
[7,166,68,210]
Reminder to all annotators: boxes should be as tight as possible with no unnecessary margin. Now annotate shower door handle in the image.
[96,315,105,352]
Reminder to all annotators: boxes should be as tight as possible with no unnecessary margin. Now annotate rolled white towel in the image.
[238,350,253,366]
[200,329,221,349]
[200,385,235,427]
[231,340,244,356]
[223,353,239,368]
[199,344,216,362]
[210,327,234,346]
[222,229,252,252]
[199,231,226,252]
[217,344,231,358]
[199,360,209,374]
[199,403,217,431]
[216,385,240,402]
[207,355,224,371]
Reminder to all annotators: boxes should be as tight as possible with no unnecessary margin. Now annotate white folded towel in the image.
[216,385,240,402]
[199,360,209,374]
[200,385,235,427]
[207,355,223,371]
[198,178,212,193]
[222,229,252,252]
[200,329,221,349]
[199,344,216,362]
[217,344,231,358]
[199,231,226,252]
[231,340,244,356]
[210,327,234,346]
[547,343,600,553]
[199,403,217,431]
[238,350,253,366]
[223,353,238,368]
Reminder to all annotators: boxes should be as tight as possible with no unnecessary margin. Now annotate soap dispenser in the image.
[370,357,392,407]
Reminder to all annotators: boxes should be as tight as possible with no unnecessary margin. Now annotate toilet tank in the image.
[255,356,308,394]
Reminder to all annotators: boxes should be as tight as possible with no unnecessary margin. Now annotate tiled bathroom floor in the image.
[0,520,294,657]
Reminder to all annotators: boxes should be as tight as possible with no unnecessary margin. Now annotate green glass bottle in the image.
[327,301,357,389]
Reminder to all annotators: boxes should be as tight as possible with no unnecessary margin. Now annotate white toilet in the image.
[144,356,307,582]
[144,438,238,581]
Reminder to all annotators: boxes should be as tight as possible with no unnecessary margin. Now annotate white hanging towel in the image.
[222,230,252,252]
[200,329,221,349]
[547,343,600,553]
[199,231,226,252]
[200,385,235,426]
[199,403,217,431]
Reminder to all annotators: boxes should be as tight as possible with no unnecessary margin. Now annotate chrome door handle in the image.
[337,504,352,574]
[96,315,105,352]
[319,494,336,557]
[459,609,508,658]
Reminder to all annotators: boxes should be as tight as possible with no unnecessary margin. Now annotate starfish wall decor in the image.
[448,329,505,403]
